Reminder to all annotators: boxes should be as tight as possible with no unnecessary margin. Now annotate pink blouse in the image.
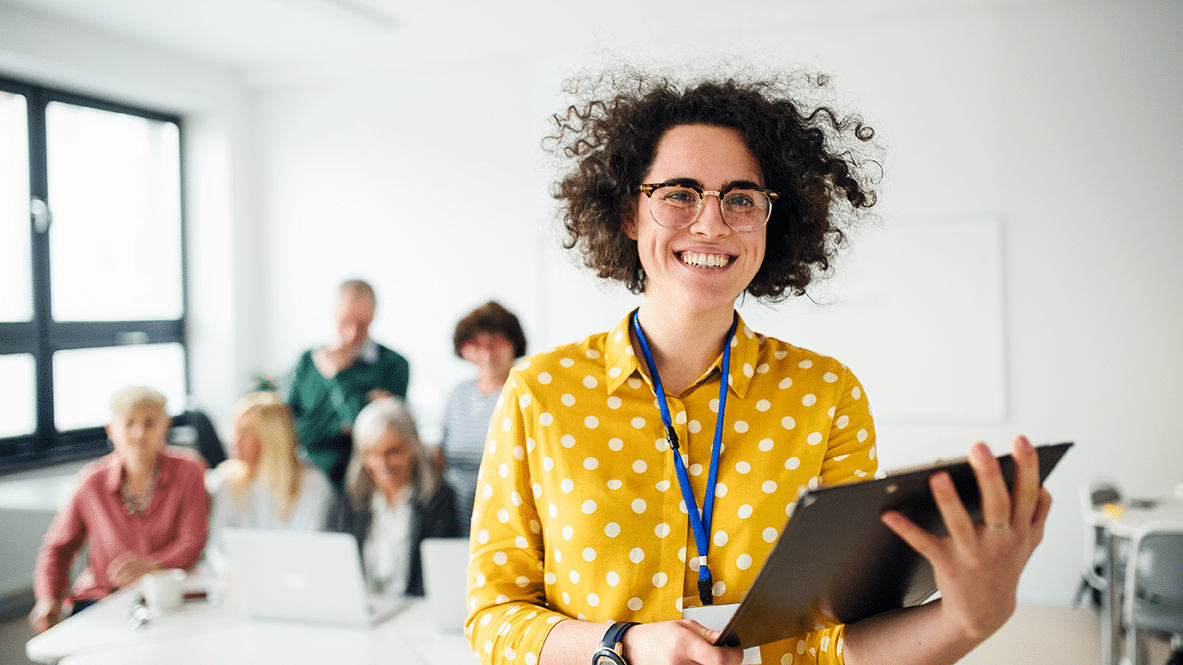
[34,447,210,605]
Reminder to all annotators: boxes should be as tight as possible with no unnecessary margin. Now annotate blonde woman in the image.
[329,396,459,598]
[205,392,334,572]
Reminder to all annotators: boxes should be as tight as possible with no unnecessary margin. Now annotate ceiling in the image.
[6,0,550,85]
[3,0,1058,87]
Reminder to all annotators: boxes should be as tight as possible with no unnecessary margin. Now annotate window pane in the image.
[0,354,36,438]
[46,102,182,322]
[53,343,186,431]
[0,91,31,324]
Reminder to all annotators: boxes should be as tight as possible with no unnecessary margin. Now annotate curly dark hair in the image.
[546,68,881,300]
[453,301,527,359]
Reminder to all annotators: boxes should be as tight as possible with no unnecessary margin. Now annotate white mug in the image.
[142,568,186,614]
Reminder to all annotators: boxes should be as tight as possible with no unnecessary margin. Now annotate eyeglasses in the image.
[637,182,779,233]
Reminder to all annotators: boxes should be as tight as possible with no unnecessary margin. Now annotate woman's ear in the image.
[623,203,639,240]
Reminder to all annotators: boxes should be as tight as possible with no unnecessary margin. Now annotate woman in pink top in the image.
[28,386,209,633]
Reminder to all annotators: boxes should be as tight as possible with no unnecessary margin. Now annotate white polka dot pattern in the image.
[466,312,875,665]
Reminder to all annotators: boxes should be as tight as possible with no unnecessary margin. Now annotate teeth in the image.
[680,252,730,268]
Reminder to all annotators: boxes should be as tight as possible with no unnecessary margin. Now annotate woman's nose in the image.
[688,194,731,237]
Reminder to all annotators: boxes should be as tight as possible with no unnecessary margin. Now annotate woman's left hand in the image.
[107,552,162,588]
[880,435,1053,643]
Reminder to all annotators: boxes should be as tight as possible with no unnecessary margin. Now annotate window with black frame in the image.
[0,76,188,473]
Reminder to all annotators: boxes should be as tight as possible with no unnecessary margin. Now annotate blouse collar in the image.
[603,309,759,400]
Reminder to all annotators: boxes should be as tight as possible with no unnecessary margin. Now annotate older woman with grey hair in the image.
[328,396,459,597]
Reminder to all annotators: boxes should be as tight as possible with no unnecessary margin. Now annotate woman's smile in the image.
[678,251,734,269]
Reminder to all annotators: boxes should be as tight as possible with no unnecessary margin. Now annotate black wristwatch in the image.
[591,621,639,665]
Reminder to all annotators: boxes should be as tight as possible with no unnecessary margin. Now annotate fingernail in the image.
[969,445,991,467]
[931,471,953,493]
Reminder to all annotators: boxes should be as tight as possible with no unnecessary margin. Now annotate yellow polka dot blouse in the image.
[467,311,877,665]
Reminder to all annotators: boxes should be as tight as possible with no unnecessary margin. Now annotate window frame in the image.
[0,74,189,474]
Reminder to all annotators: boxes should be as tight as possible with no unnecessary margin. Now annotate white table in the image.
[1096,498,1183,665]
[25,581,235,663]
[26,582,480,665]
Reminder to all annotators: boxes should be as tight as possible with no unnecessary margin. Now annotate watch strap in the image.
[592,621,639,665]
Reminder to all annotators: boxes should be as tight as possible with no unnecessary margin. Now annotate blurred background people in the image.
[438,301,526,535]
[29,387,209,633]
[205,392,335,574]
[286,279,410,490]
[329,397,459,598]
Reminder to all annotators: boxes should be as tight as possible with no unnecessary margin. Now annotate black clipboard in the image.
[714,441,1073,649]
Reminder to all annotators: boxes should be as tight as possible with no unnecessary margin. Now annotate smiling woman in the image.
[440,301,528,536]
[549,70,879,302]
[328,396,459,598]
[466,67,1053,665]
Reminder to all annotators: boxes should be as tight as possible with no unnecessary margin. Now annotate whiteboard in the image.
[738,213,1008,423]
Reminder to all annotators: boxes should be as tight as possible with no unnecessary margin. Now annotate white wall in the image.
[2,0,1181,607]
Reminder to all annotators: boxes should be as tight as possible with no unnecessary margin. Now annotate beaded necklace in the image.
[120,472,158,516]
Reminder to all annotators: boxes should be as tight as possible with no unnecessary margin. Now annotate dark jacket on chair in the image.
[327,484,460,597]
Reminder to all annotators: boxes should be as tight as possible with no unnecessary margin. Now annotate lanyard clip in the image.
[697,570,714,606]
[665,425,680,451]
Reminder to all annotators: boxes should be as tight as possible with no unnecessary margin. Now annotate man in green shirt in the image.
[285,280,410,490]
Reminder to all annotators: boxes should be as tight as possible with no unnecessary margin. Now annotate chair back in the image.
[1090,481,1122,508]
[171,409,228,468]
[1123,520,1183,636]
[1080,478,1124,593]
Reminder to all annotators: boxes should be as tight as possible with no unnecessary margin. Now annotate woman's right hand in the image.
[28,598,61,633]
[621,620,744,665]
[107,551,161,587]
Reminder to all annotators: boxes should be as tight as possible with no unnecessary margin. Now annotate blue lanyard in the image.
[630,310,737,607]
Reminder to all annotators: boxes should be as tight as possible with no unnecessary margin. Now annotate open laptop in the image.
[221,528,409,626]
[419,537,470,632]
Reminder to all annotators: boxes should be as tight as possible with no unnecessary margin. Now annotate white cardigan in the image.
[205,466,334,572]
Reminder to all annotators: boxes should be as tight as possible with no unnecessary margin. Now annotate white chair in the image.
[1077,478,1124,606]
[1121,521,1183,665]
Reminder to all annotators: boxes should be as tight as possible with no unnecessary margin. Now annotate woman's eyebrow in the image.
[722,179,764,191]
[657,177,703,188]
[655,177,765,190]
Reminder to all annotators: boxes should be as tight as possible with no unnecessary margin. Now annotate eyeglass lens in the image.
[648,185,771,232]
